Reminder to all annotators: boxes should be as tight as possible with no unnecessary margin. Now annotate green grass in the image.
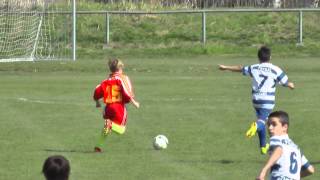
[0,56,320,180]
[0,55,319,179]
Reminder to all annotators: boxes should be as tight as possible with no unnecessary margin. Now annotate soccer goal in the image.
[0,0,75,62]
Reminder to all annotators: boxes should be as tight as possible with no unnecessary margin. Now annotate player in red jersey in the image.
[93,58,139,152]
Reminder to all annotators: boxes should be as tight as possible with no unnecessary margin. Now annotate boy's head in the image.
[108,58,124,73]
[258,46,271,63]
[267,111,289,136]
[42,155,70,180]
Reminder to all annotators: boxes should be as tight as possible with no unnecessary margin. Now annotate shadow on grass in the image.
[176,160,320,165]
[175,159,265,164]
[44,149,96,154]
[310,161,320,165]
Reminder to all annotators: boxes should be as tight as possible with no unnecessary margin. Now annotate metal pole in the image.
[298,10,303,46]
[202,12,206,45]
[72,0,76,61]
[106,12,110,45]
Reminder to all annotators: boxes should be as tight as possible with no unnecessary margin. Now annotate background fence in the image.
[76,8,320,48]
[91,0,319,8]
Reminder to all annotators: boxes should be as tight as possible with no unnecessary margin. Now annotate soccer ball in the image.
[153,135,169,150]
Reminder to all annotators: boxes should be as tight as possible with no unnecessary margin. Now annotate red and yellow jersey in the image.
[94,72,134,105]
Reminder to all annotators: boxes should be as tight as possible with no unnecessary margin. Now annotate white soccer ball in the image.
[153,135,169,150]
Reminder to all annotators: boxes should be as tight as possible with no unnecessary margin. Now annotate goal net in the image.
[0,0,73,62]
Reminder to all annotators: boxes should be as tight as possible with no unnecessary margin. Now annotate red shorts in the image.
[103,103,127,126]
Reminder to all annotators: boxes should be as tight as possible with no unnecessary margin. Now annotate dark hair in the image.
[268,110,289,127]
[258,46,271,62]
[42,155,70,180]
[108,58,124,73]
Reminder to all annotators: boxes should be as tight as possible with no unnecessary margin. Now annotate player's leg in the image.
[245,108,271,154]
[95,119,112,152]
[246,121,269,154]
[246,108,270,138]
[94,105,127,152]
[256,118,268,154]
[110,122,126,134]
[110,106,127,135]
[94,106,114,152]
[255,108,271,154]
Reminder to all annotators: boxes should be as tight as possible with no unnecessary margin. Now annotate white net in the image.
[0,0,72,62]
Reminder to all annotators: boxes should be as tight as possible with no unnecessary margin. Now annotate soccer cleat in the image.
[261,143,270,155]
[94,147,102,153]
[246,122,257,138]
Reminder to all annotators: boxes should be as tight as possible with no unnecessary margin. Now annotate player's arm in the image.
[280,81,294,90]
[277,70,294,90]
[120,75,140,108]
[300,154,315,178]
[287,81,295,90]
[95,100,101,108]
[256,146,283,180]
[301,165,315,177]
[130,98,140,109]
[218,64,243,72]
[93,84,103,108]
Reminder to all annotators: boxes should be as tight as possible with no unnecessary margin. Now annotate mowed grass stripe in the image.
[0,56,319,179]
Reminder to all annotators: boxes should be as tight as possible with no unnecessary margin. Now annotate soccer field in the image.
[0,56,319,180]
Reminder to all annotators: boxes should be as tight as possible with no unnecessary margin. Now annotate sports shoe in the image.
[246,122,257,138]
[261,143,270,155]
[94,147,102,153]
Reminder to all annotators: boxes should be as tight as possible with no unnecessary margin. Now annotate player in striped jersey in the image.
[93,58,140,152]
[256,111,314,180]
[218,46,294,154]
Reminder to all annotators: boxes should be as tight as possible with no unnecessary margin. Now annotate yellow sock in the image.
[96,127,110,148]
[111,123,126,134]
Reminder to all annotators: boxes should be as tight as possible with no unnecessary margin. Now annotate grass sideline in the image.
[0,56,319,179]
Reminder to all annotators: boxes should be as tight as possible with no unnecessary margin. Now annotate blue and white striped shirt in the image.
[269,135,311,180]
[242,63,289,110]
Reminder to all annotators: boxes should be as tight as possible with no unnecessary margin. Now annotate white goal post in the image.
[0,0,76,62]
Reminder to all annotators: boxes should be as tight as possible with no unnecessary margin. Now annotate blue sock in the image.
[256,120,266,148]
